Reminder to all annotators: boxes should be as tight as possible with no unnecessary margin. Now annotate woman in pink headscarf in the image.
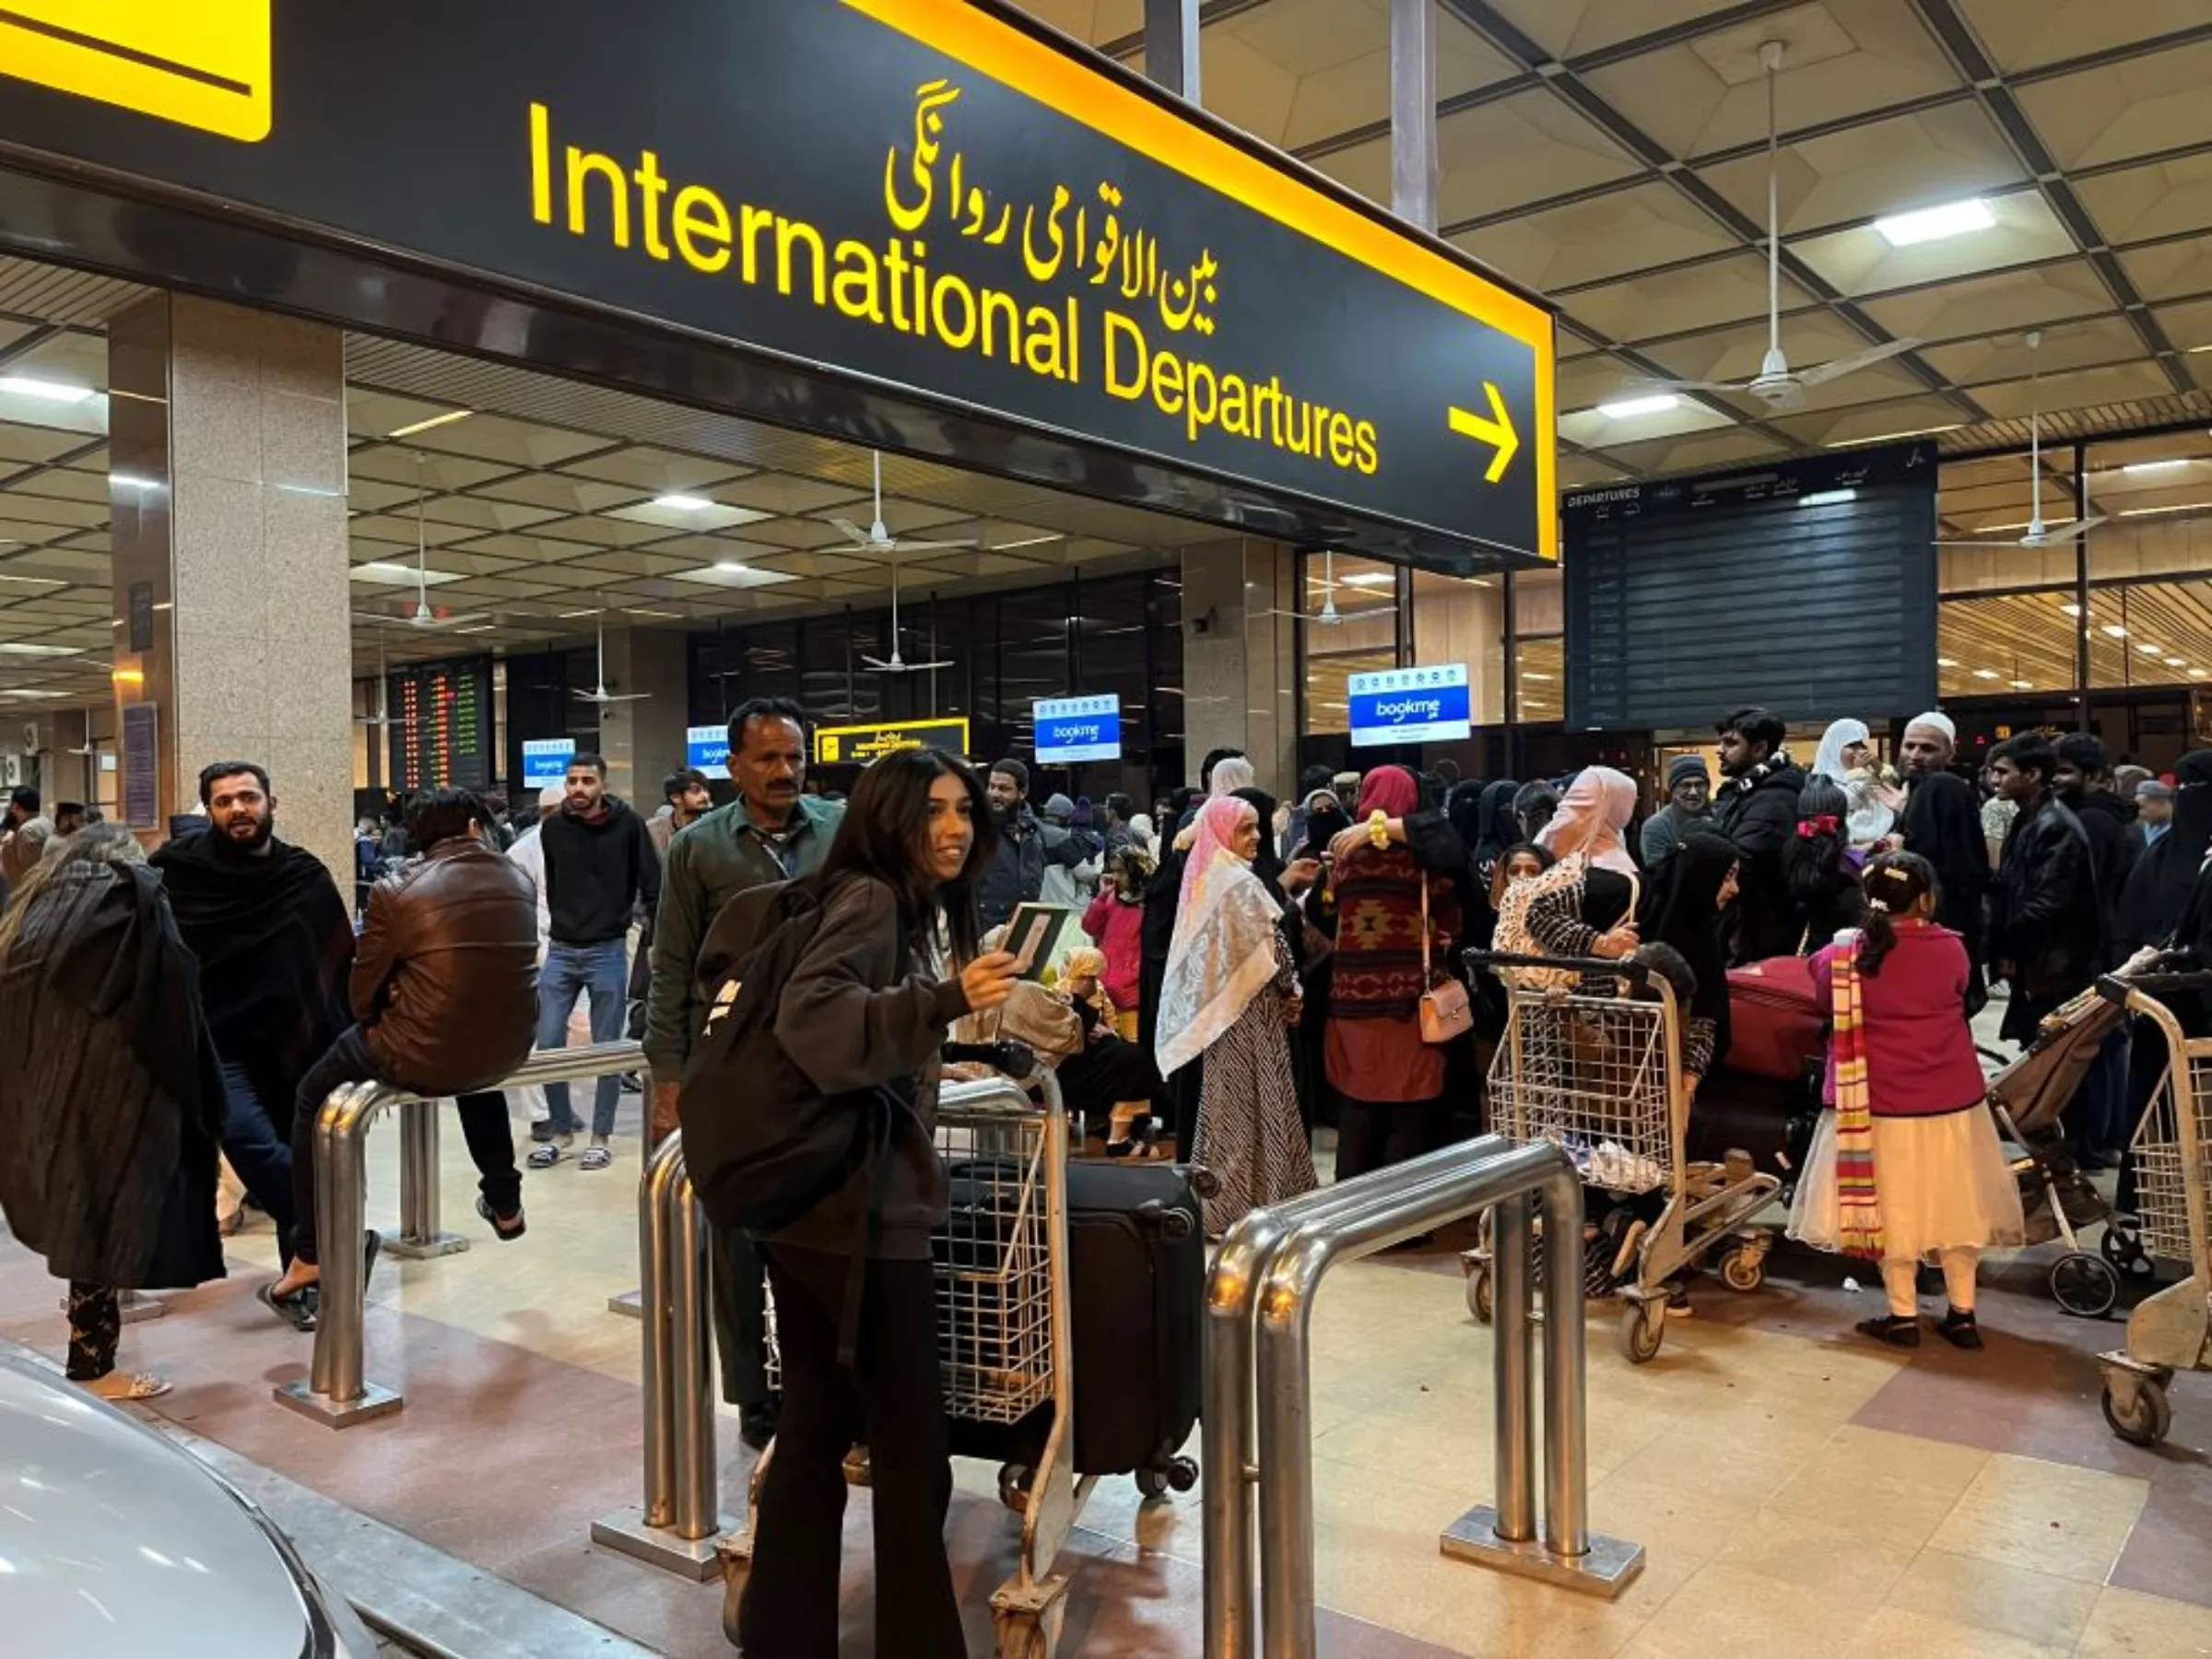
[1502,767,1644,964]
[1157,794,1314,1233]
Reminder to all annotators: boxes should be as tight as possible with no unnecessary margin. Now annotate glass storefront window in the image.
[1302,550,1397,735]
[1936,589,2077,699]
[1409,569,1504,724]
[2085,581,2212,690]
[2085,431,2212,582]
[1517,636,1563,724]
[1937,452,2079,594]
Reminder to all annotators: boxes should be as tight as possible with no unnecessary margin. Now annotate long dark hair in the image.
[817,747,994,963]
[1785,777,1852,907]
[1858,850,1936,976]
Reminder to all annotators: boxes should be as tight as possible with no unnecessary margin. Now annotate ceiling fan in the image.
[571,614,653,705]
[357,632,399,728]
[65,704,98,758]
[861,547,953,673]
[1935,331,2106,549]
[829,451,979,561]
[1262,548,1397,627]
[350,452,490,631]
[1624,41,1921,413]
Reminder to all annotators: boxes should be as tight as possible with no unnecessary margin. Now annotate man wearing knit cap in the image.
[1640,754,1713,875]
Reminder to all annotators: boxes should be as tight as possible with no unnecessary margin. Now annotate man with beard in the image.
[532,752,658,1171]
[1891,711,1989,1003]
[0,784,50,900]
[1711,707,1808,963]
[978,759,1049,930]
[1640,755,1713,876]
[646,698,841,1450]
[2054,733,2138,964]
[151,762,353,1324]
[1986,734,2100,1048]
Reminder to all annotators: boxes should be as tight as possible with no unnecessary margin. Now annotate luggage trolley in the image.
[723,1074,1090,1659]
[2094,970,2212,1448]
[1459,950,1781,1364]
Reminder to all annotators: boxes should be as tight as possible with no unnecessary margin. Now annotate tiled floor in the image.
[3,1088,2210,1657]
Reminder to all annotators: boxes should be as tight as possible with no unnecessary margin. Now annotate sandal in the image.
[527,1142,564,1170]
[1936,1307,1983,1350]
[83,1371,172,1402]
[258,1281,318,1332]
[580,1146,613,1171]
[1856,1313,1921,1348]
[477,1194,527,1240]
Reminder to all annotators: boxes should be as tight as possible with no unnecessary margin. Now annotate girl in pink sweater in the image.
[1788,852,2023,1349]
[1082,846,1150,1029]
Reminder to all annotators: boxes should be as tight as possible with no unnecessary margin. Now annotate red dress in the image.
[1081,890,1144,1013]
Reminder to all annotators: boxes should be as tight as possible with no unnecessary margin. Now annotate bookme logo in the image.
[1375,698,1442,722]
[0,2,273,141]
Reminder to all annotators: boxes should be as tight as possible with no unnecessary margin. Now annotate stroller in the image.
[1984,962,2159,1318]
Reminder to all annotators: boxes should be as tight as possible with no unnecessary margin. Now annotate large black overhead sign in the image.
[0,0,1557,561]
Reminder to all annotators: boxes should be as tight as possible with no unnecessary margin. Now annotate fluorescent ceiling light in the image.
[1522,672,1555,682]
[2011,679,2033,689]
[0,374,95,403]
[2194,670,2210,680]
[991,534,1064,551]
[0,688,64,699]
[1797,488,1857,508]
[385,408,472,440]
[558,608,602,619]
[1835,423,1964,447]
[1970,520,2035,534]
[1340,571,1394,585]
[2120,501,2212,517]
[453,624,495,634]
[0,641,80,656]
[1973,669,2000,680]
[623,607,680,619]
[714,560,748,573]
[2060,603,2081,617]
[2124,460,2191,475]
[349,561,459,587]
[651,493,713,512]
[1874,197,1995,248]
[109,474,160,491]
[0,573,64,587]
[1597,394,1678,419]
[1936,657,1959,667]
[2138,642,2166,655]
[2102,624,2128,638]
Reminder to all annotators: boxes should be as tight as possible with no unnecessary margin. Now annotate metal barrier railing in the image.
[592,1130,731,1579]
[273,1041,647,1428]
[1204,1137,1645,1659]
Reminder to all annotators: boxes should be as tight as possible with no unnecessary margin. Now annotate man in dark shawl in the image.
[0,824,226,1398]
[151,761,354,1300]
[2117,750,2212,959]
[1894,712,1989,1013]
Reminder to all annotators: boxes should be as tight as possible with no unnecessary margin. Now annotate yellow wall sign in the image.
[814,717,970,766]
[0,1,271,141]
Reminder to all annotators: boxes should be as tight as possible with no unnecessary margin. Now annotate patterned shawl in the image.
[1157,795,1282,1077]
[1828,929,1885,1259]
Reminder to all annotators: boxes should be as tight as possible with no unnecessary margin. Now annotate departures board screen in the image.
[387,655,495,794]
[1564,442,1938,733]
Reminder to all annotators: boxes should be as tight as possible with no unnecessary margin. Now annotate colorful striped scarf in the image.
[1829,933,1884,1259]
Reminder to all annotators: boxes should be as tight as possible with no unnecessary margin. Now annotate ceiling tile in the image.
[1696,102,2023,235]
[384,412,614,470]
[2013,36,2212,170]
[1917,315,2148,385]
[1644,312,1930,416]
[1967,359,2180,419]
[1770,394,1973,448]
[1006,0,1141,48]
[1587,1,1959,161]
[346,447,514,492]
[2153,297,2212,354]
[1453,178,1739,289]
[559,444,756,493]
[1562,251,1817,342]
[712,472,873,515]
[1952,0,2212,72]
[1316,87,1641,221]
[2118,231,2212,301]
[2074,152,2212,247]
[1482,0,1755,60]
[1558,398,1735,448]
[1583,428,1784,476]
[1789,188,2077,296]
[1857,258,2115,341]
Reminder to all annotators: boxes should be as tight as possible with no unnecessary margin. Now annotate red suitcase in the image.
[1724,956,1825,1082]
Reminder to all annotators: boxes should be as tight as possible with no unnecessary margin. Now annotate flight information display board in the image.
[388,655,494,793]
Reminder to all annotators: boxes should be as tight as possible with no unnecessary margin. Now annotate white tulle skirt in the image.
[1788,1105,2025,1260]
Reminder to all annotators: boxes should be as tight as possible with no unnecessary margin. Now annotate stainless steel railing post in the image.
[1490,1190,1536,1546]
[591,1129,731,1578]
[668,1148,720,1542]
[385,1097,466,1259]
[1537,1168,1589,1559]
[1203,1137,1507,1659]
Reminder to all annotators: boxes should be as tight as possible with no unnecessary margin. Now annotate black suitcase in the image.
[939,1159,1204,1498]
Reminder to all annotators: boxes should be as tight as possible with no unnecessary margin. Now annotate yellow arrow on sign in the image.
[1448,382,1520,485]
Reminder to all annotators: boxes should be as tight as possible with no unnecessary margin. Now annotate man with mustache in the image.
[645,696,841,1450]
[151,761,354,1326]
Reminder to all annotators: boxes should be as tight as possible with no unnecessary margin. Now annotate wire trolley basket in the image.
[2128,1034,2212,1269]
[1484,972,1675,1194]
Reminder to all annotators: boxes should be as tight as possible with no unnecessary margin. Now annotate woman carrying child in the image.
[1788,852,2022,1348]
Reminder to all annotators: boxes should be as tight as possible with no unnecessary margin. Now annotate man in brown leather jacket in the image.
[264,788,539,1321]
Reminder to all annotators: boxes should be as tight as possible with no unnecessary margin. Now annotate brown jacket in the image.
[355,837,538,1096]
[768,875,969,1260]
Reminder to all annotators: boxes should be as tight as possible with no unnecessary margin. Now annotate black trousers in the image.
[1335,1095,1441,1183]
[66,1283,118,1380]
[712,1225,772,1409]
[740,1245,965,1659]
[290,1025,522,1266]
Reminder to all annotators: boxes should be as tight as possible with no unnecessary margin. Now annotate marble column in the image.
[594,625,691,807]
[108,295,353,884]
[1179,537,1298,794]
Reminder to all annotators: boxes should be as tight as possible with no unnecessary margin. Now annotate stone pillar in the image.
[594,626,691,807]
[108,295,353,884]
[1180,538,1298,794]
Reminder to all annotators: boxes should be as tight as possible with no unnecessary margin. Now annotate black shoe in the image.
[739,1401,779,1452]
[1856,1313,1921,1348]
[476,1194,527,1241]
[1936,1307,1983,1350]
[362,1230,382,1283]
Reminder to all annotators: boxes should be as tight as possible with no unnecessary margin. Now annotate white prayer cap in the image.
[1905,711,1956,742]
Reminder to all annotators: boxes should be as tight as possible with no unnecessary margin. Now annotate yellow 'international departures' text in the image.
[527,100,1381,476]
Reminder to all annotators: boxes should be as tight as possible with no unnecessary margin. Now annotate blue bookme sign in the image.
[1034,694,1122,765]
[686,724,730,780]
[521,737,575,788]
[1347,664,1472,747]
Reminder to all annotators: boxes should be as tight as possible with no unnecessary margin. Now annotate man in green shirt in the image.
[645,697,842,1447]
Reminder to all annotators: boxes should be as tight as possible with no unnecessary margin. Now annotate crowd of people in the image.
[2,700,2203,1653]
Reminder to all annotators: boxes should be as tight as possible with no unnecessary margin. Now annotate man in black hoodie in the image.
[532,753,659,1171]
[2054,733,2138,1165]
[1711,707,1808,963]
[1988,734,2100,1046]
